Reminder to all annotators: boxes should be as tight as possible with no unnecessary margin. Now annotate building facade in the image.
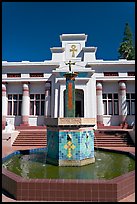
[2,34,135,128]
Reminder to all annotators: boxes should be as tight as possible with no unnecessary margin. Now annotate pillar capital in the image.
[96,82,103,91]
[118,80,126,86]
[118,81,126,91]
[22,82,30,89]
[2,83,6,91]
[2,83,6,88]
[2,83,7,97]
[22,83,29,88]
[22,83,29,97]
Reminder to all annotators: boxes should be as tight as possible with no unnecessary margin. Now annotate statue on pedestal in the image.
[65,60,75,72]
[3,120,15,133]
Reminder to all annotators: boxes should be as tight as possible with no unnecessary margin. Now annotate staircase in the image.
[94,130,134,147]
[12,126,47,146]
[12,126,134,147]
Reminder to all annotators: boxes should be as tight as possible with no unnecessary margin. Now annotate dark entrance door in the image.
[75,101,82,117]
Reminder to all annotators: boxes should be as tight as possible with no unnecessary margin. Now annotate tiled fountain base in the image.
[2,168,135,202]
[45,118,96,166]
[2,149,135,202]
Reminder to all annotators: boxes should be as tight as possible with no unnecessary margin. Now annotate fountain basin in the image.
[2,147,135,202]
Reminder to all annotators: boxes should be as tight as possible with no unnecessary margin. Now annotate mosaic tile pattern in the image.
[46,130,59,160]
[46,128,94,163]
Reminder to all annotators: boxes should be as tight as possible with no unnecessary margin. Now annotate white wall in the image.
[7,83,22,94]
[29,82,45,93]
[52,52,65,62]
[126,81,135,92]
[103,82,118,93]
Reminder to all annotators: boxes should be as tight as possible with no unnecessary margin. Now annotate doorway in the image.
[75,89,84,117]
[75,101,82,117]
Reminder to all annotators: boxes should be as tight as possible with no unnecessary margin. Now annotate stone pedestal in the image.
[2,130,19,145]
[45,118,95,166]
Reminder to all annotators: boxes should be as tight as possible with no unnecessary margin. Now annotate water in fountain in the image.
[2,148,135,180]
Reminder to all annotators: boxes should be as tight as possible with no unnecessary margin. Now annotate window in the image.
[30,73,44,77]
[103,93,119,115]
[104,72,118,76]
[30,94,45,116]
[126,93,135,115]
[7,73,21,78]
[127,72,135,76]
[8,94,22,116]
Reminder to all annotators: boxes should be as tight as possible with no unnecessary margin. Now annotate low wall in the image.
[2,166,135,202]
[2,149,135,202]
[128,129,135,144]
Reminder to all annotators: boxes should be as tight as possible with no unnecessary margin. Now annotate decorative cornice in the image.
[86,60,135,66]
[60,34,87,42]
[82,47,97,52]
[50,47,65,53]
[2,61,60,67]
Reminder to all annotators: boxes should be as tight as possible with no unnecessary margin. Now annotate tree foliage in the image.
[118,23,135,60]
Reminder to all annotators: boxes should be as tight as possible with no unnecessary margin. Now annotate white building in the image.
[2,34,135,128]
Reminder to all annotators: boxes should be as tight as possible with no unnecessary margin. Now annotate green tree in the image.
[118,23,135,60]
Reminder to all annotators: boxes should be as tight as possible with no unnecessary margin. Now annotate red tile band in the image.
[68,83,73,110]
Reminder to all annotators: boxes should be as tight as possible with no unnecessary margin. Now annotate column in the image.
[21,83,30,126]
[2,83,7,129]
[96,81,104,126]
[118,81,127,124]
[59,85,64,117]
[54,82,59,118]
[64,73,78,117]
[45,82,51,117]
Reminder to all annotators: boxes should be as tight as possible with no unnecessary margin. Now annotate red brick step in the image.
[12,126,47,146]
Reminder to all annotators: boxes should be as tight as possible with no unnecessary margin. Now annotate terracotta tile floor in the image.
[2,141,135,202]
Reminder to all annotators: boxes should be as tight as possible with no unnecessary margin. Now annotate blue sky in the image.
[2,2,135,62]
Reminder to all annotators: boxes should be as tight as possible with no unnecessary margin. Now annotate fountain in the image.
[2,61,135,201]
[45,60,95,166]
[2,146,135,201]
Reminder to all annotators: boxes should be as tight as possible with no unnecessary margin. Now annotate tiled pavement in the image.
[2,142,135,202]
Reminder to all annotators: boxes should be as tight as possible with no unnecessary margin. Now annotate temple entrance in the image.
[75,89,84,117]
[75,101,82,117]
[64,89,84,117]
